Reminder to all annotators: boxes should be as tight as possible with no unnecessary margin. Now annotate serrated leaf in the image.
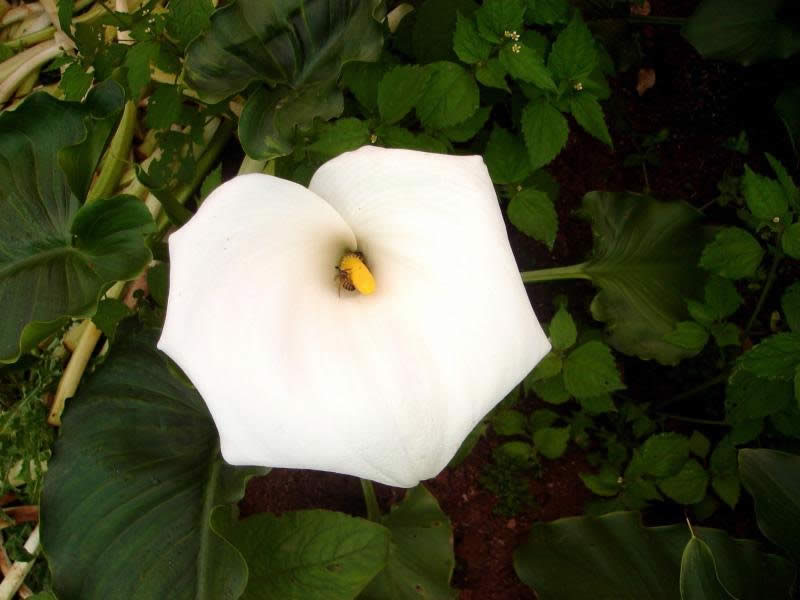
[92,298,132,342]
[416,61,479,129]
[475,58,509,91]
[640,433,690,478]
[41,324,266,599]
[530,375,570,405]
[679,536,737,600]
[580,467,621,497]
[524,0,568,25]
[485,126,531,184]
[521,98,569,170]
[664,321,709,353]
[475,0,525,43]
[549,305,577,350]
[499,43,556,92]
[742,165,788,221]
[307,118,371,157]
[738,333,800,380]
[378,65,431,125]
[375,126,449,153]
[658,459,708,505]
[533,426,570,459]
[563,341,624,399]
[782,282,800,332]
[782,223,800,259]
[124,40,159,99]
[507,188,558,248]
[700,227,764,279]
[569,93,612,147]
[725,368,793,423]
[766,152,800,210]
[145,84,183,130]
[165,0,213,49]
[579,394,616,414]
[441,106,490,142]
[689,431,711,459]
[514,511,794,600]
[341,61,385,113]
[493,408,527,436]
[704,276,742,320]
[214,508,390,600]
[528,352,563,383]
[529,409,559,432]
[361,485,456,600]
[453,12,491,64]
[710,322,740,348]
[59,62,93,101]
[412,0,478,64]
[548,16,597,83]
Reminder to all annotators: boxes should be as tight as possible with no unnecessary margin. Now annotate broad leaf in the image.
[521,98,568,170]
[514,511,795,599]
[41,324,266,599]
[679,536,737,600]
[563,341,624,399]
[578,192,708,364]
[683,0,800,66]
[214,507,390,599]
[739,448,800,562]
[0,82,153,363]
[361,485,456,600]
[700,227,764,280]
[507,188,557,248]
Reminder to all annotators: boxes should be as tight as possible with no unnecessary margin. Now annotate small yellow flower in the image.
[511,43,522,54]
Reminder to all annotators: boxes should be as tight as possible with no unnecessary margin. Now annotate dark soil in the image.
[241,1,796,597]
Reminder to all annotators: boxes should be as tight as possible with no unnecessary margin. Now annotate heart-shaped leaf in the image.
[0,82,153,363]
[41,323,266,600]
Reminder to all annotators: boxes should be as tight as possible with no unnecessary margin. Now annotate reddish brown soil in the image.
[241,1,796,597]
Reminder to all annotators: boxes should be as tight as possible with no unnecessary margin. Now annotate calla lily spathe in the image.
[158,146,550,487]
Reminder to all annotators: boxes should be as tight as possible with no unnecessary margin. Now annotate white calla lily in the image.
[158,146,550,488]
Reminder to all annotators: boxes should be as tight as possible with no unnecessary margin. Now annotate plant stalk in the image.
[521,263,592,283]
[655,372,729,411]
[360,479,381,522]
[744,244,783,336]
[86,100,137,204]
[0,524,40,600]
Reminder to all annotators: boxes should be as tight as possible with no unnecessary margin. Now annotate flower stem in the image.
[86,100,137,204]
[744,243,783,336]
[657,413,730,426]
[520,263,592,283]
[360,479,381,522]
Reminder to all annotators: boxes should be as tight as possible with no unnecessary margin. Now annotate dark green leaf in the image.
[475,58,509,91]
[704,276,742,321]
[165,0,214,49]
[679,535,737,600]
[214,507,390,599]
[529,409,559,432]
[549,304,577,351]
[742,165,788,221]
[782,223,800,259]
[579,394,616,414]
[739,448,800,562]
[441,106,490,142]
[475,0,525,43]
[378,65,431,125]
[524,0,568,25]
[145,84,183,130]
[700,227,764,279]
[569,93,612,147]
[59,62,93,101]
[499,42,556,92]
[580,468,621,497]
[640,433,690,478]
[710,322,740,348]
[412,0,477,64]
[91,298,132,342]
[507,188,558,248]
[533,426,570,459]
[493,408,527,436]
[563,341,624,399]
[547,16,597,83]
[307,118,371,157]
[41,324,266,599]
[341,61,385,113]
[521,98,569,170]
[453,12,491,63]
[765,153,800,211]
[184,0,384,103]
[530,375,570,405]
[664,322,709,353]
[147,262,169,307]
[361,486,456,600]
[485,126,531,184]
[375,126,449,153]
[782,282,800,331]
[739,332,800,380]
[416,61,479,129]
[725,368,793,423]
[124,40,159,99]
[514,511,794,600]
[658,459,708,505]
[710,442,740,509]
[528,353,563,383]
[689,431,711,459]
[775,86,800,157]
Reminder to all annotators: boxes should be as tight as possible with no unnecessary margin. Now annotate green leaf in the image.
[239,83,343,160]
[527,353,563,383]
[507,188,558,248]
[495,440,535,464]
[765,153,800,211]
[689,431,711,459]
[441,106,490,142]
[680,536,737,600]
[658,459,708,505]
[579,394,616,414]
[664,322,709,353]
[184,0,383,104]
[453,12,492,63]
[341,61,385,113]
[549,304,577,351]
[59,62,93,101]
[499,43,556,92]
[533,426,570,459]
[475,58,509,91]
[569,93,612,147]
[412,0,478,64]
[782,223,800,259]
[524,0,568,25]
[475,0,525,43]
[361,486,456,600]
[124,40,159,99]
[742,165,788,221]
[739,448,800,562]
[514,511,794,599]
[147,262,169,307]
[307,118,371,157]
[580,468,621,497]
[485,126,531,184]
[700,227,764,279]
[710,442,740,509]
[739,332,800,380]
[704,276,742,320]
[529,409,559,432]
[710,323,740,348]
[416,61,479,129]
[378,65,431,125]
[165,0,214,49]
[530,375,570,405]
[521,99,569,170]
[41,324,266,599]
[214,508,390,599]
[91,298,132,342]
[375,126,448,153]
[782,282,800,331]
[145,84,183,130]
[682,0,800,66]
[640,433,690,478]
[548,16,597,83]
[493,408,527,436]
[579,192,708,364]
[0,85,155,363]
[725,368,793,423]
[563,341,624,399]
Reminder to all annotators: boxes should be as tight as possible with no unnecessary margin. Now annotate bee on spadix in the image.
[335,251,376,296]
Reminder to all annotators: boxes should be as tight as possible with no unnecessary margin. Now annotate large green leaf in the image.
[577,192,708,365]
[683,0,800,66]
[514,511,795,599]
[41,323,266,600]
[739,448,800,562]
[214,507,390,599]
[0,82,153,363]
[360,485,457,600]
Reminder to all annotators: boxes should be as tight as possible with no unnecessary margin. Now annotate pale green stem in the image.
[520,263,592,283]
[13,63,39,96]
[0,39,61,102]
[238,155,268,175]
[1,0,103,49]
[360,479,381,522]
[86,100,137,204]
